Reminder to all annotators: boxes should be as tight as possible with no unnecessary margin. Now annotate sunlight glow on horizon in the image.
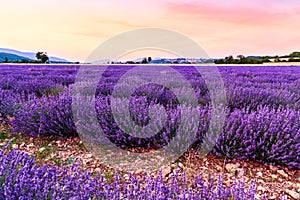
[0,0,299,62]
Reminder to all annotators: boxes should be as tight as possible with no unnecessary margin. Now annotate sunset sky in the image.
[1,0,299,62]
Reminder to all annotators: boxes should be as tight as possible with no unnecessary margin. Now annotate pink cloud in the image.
[164,1,300,26]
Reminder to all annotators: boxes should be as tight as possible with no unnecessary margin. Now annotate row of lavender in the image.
[2,65,300,112]
[0,146,270,200]
[0,65,299,169]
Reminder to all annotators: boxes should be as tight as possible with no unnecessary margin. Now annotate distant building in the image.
[269,57,300,62]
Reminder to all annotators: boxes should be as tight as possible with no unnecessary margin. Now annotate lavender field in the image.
[0,64,299,199]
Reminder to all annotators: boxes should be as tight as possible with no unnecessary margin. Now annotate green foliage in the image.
[215,51,300,64]
[43,86,64,97]
[36,52,49,63]
[214,55,263,64]
[141,57,148,64]
[289,51,300,58]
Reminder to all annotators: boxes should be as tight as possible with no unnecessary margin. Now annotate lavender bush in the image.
[12,89,77,137]
[0,147,261,200]
[214,105,300,168]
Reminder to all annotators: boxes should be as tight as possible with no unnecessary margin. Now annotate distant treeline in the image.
[1,59,45,64]
[214,55,266,64]
[215,51,300,64]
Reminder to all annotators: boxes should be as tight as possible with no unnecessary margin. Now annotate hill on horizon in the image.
[0,48,68,62]
[0,52,32,62]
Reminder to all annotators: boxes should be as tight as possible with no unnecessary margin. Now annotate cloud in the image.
[164,1,299,26]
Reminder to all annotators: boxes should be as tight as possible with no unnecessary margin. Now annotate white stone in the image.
[135,169,143,174]
[162,166,171,177]
[178,162,184,169]
[277,170,288,178]
[256,172,263,177]
[285,189,300,199]
[86,154,93,158]
[257,186,266,192]
[225,163,241,173]
[255,194,261,199]
[27,143,35,148]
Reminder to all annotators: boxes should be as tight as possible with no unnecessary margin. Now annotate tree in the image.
[290,51,300,58]
[274,55,280,62]
[224,55,234,64]
[237,55,245,60]
[147,57,152,63]
[141,58,148,64]
[36,52,49,63]
[4,57,8,63]
[237,55,245,64]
